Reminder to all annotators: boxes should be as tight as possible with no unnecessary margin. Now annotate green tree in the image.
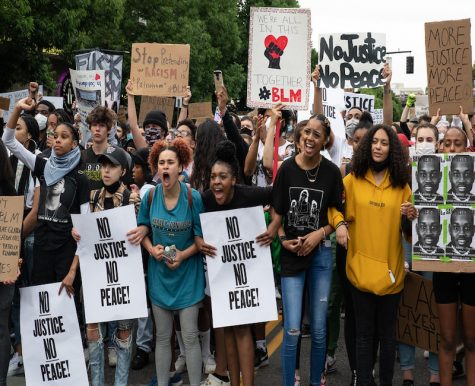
[359,87,403,122]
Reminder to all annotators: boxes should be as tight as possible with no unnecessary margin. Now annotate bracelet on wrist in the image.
[336,221,347,229]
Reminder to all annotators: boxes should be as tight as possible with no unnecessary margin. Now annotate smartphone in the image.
[214,70,224,92]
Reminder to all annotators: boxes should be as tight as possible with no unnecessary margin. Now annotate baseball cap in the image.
[398,133,414,148]
[98,146,129,169]
[131,147,150,168]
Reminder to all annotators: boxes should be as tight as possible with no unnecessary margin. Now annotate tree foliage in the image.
[359,87,403,122]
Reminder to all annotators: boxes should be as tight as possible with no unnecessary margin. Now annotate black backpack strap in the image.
[122,188,131,206]
[91,189,101,211]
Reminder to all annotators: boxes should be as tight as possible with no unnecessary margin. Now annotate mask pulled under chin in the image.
[370,158,389,172]
[415,141,436,155]
[105,180,121,194]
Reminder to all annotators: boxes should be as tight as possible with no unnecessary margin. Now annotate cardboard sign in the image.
[76,50,124,112]
[412,153,475,272]
[71,205,147,323]
[415,95,429,117]
[200,206,278,328]
[396,272,440,353]
[344,91,375,113]
[425,19,472,115]
[139,96,175,126]
[318,33,386,89]
[247,7,311,110]
[20,283,88,386]
[130,43,190,97]
[69,69,106,145]
[188,102,213,119]
[0,96,10,110]
[0,196,24,281]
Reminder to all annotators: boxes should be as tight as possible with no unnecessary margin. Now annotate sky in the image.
[298,0,475,90]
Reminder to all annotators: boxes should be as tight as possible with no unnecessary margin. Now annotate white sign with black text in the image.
[20,283,88,386]
[72,205,147,323]
[200,206,278,328]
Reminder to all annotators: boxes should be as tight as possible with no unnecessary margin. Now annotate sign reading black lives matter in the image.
[247,7,311,110]
[318,33,386,89]
[412,153,475,273]
[200,206,278,328]
[72,205,147,323]
[20,283,88,386]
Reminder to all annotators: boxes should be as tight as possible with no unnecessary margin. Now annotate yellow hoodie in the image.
[344,169,412,295]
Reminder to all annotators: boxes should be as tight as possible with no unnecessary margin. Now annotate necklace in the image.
[305,163,320,183]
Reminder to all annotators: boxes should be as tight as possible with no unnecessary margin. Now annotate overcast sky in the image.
[299,0,475,90]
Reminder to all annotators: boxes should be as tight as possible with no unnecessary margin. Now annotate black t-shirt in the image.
[201,185,272,212]
[33,158,90,250]
[80,146,133,190]
[272,156,343,276]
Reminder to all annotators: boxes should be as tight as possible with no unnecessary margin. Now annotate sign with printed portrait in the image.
[412,153,475,272]
[247,7,311,110]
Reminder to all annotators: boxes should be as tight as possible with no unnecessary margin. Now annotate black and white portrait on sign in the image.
[287,187,323,231]
[447,155,475,205]
[412,207,444,259]
[413,155,444,205]
[446,208,475,261]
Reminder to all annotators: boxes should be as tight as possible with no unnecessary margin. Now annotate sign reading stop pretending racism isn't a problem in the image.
[247,7,311,110]
[130,43,190,97]
[425,19,472,116]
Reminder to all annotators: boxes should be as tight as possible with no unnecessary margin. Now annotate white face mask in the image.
[345,118,359,138]
[415,141,436,155]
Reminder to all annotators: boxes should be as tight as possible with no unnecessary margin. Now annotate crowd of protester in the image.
[0,60,474,386]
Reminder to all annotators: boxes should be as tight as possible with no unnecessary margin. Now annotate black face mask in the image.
[105,180,121,194]
[370,158,389,172]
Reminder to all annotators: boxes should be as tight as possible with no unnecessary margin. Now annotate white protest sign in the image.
[72,205,147,323]
[371,108,383,124]
[69,69,105,145]
[42,96,64,109]
[415,95,429,117]
[200,206,278,328]
[0,86,44,122]
[20,283,88,386]
[344,91,375,113]
[247,7,311,110]
[318,32,386,89]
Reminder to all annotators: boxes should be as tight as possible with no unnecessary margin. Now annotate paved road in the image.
[7,316,468,385]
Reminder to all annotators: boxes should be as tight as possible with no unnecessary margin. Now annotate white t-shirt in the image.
[328,135,353,167]
[253,140,291,187]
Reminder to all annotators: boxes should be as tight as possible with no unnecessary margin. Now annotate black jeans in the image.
[350,284,401,386]
[0,284,14,386]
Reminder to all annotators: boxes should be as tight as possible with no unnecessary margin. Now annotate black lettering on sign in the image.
[43,337,57,360]
[226,216,240,240]
[39,291,50,314]
[233,263,248,286]
[40,360,70,382]
[228,288,260,310]
[106,261,119,284]
[97,217,111,239]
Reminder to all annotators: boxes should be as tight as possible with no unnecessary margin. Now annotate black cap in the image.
[143,110,168,134]
[98,146,129,170]
[131,147,150,169]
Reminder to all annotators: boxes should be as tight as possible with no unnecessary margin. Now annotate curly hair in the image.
[191,120,226,192]
[352,124,408,188]
[213,140,239,178]
[148,138,192,175]
[86,106,115,130]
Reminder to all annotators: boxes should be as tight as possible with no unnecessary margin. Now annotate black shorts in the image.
[433,272,475,306]
[32,239,77,285]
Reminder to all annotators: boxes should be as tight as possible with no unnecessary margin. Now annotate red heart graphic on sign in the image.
[95,73,101,80]
[264,35,288,51]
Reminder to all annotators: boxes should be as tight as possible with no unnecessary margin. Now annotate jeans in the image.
[399,342,439,375]
[351,284,401,386]
[0,284,14,386]
[326,236,341,357]
[88,319,135,386]
[135,309,153,353]
[152,303,201,386]
[281,245,333,386]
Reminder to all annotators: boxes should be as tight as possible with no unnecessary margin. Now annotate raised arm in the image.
[263,104,284,173]
[459,106,474,147]
[244,115,263,177]
[126,79,148,150]
[177,86,191,123]
[382,63,393,125]
[312,65,323,115]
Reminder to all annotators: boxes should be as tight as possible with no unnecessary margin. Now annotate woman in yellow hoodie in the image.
[343,124,415,386]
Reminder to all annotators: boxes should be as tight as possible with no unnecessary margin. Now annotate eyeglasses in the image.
[175,129,192,138]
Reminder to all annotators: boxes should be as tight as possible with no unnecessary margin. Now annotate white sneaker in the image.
[108,347,117,367]
[200,373,230,386]
[7,353,24,376]
[175,354,186,373]
[424,350,429,359]
[203,354,216,374]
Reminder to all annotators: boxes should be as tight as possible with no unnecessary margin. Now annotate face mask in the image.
[415,141,436,155]
[345,118,359,138]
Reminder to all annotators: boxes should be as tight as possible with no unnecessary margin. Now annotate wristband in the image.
[335,221,347,229]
